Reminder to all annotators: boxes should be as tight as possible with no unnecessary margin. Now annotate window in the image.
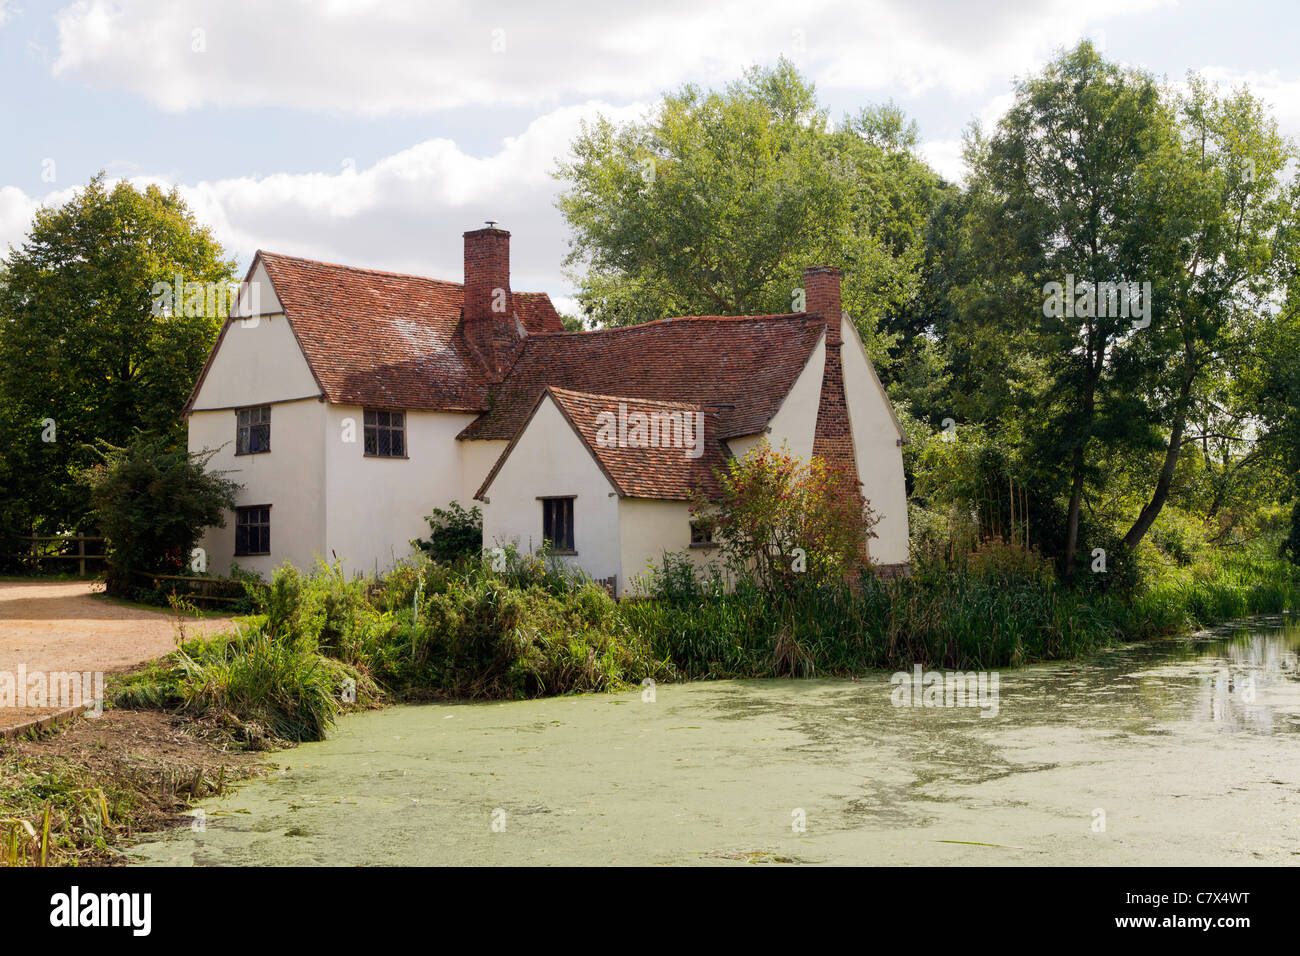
[364,409,406,457]
[236,405,271,455]
[541,497,575,552]
[690,520,714,547]
[235,506,271,555]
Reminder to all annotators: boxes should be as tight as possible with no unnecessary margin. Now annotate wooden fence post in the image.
[77,533,86,578]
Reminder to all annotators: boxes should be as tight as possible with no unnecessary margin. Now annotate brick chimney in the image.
[463,224,522,380]
[803,266,842,346]
[803,266,863,511]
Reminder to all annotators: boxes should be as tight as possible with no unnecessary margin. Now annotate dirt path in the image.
[0,581,234,732]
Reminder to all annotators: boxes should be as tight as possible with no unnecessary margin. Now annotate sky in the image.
[3,0,1299,313]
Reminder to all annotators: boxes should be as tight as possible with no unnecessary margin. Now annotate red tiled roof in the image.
[185,252,828,486]
[458,313,826,442]
[247,252,562,411]
[511,292,564,334]
[477,387,730,501]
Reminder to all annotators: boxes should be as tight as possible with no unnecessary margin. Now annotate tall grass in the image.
[620,556,1130,675]
[1124,550,1298,638]
[110,544,1298,743]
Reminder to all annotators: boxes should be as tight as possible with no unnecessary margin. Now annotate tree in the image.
[0,174,236,535]
[84,433,241,594]
[945,42,1298,568]
[1118,78,1296,550]
[966,42,1169,571]
[555,60,950,365]
[1243,279,1300,563]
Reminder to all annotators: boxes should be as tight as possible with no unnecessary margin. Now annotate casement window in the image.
[236,405,271,455]
[690,520,714,547]
[234,505,271,556]
[541,497,575,552]
[364,409,406,458]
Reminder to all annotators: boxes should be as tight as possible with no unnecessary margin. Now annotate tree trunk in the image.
[1123,352,1196,550]
[1065,448,1085,575]
[1065,334,1101,577]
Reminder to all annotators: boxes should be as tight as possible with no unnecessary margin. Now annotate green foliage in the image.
[555,58,950,364]
[110,540,1297,744]
[1284,503,1300,567]
[83,432,241,594]
[693,441,878,590]
[112,622,376,745]
[0,174,236,536]
[413,501,483,562]
[934,41,1299,565]
[175,627,358,743]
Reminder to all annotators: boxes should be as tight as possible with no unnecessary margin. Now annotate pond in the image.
[130,616,1300,865]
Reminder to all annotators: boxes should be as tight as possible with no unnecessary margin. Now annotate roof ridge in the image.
[527,312,816,338]
[545,385,708,412]
[259,250,465,287]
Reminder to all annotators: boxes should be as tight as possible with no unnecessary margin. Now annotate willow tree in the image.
[555,59,950,364]
[957,42,1297,568]
[1118,79,1296,551]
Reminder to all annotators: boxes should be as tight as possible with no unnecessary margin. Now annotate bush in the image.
[110,622,377,744]
[84,433,241,594]
[414,501,483,562]
[110,539,1299,745]
[177,626,346,742]
[693,441,878,590]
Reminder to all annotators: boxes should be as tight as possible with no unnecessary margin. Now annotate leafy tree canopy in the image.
[556,59,952,366]
[0,173,236,535]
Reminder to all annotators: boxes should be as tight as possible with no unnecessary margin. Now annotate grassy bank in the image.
[107,542,1298,744]
[2,542,1293,865]
[0,711,265,866]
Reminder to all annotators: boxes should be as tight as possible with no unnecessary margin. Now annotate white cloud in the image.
[917,90,1018,183]
[0,183,89,257]
[0,186,40,253]
[1196,67,1300,139]
[917,139,966,184]
[50,0,1173,116]
[0,100,649,297]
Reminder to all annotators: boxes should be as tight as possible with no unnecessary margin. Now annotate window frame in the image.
[540,496,576,553]
[690,519,715,548]
[363,408,407,459]
[234,504,271,556]
[235,405,272,456]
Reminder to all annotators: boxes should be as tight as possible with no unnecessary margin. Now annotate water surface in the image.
[131,617,1300,865]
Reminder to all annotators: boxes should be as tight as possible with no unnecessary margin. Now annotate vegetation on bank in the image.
[4,535,1293,867]
[0,710,265,867]
[105,537,1297,746]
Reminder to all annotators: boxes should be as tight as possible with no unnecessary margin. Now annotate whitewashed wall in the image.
[841,317,910,564]
[460,438,507,502]
[618,498,721,595]
[189,397,328,577]
[479,396,621,582]
[322,406,479,576]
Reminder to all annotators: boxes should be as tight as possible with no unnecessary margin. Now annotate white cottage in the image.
[185,226,910,593]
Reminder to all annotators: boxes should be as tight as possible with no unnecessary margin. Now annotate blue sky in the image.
[3,0,1298,311]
